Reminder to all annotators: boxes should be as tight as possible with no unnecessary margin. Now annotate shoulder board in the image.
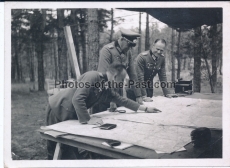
[141,51,148,56]
[98,72,103,77]
[160,54,165,57]
[108,44,114,49]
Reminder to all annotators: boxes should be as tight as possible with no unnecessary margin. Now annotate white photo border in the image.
[4,1,230,167]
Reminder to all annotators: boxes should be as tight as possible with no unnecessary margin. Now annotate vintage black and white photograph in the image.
[4,1,230,167]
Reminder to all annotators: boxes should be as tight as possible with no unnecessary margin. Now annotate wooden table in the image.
[39,129,222,159]
[39,93,222,159]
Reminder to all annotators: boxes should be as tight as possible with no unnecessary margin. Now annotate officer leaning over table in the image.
[46,62,161,160]
[93,28,144,113]
[127,39,178,102]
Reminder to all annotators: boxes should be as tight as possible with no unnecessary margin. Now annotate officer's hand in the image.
[166,94,178,98]
[109,102,117,112]
[136,97,143,105]
[146,107,162,113]
[87,118,103,125]
[142,96,153,102]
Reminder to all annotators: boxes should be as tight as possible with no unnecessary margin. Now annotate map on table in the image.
[46,96,222,153]
[92,96,222,129]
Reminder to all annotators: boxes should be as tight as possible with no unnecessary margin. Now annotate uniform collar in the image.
[150,50,158,60]
[98,72,108,81]
[115,40,123,54]
[102,73,108,81]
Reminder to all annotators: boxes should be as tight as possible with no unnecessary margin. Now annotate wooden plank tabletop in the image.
[38,129,222,159]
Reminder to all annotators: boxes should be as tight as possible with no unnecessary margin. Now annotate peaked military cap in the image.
[120,28,140,47]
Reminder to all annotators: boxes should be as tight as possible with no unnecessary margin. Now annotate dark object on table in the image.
[191,127,212,148]
[175,78,193,94]
[108,108,126,113]
[106,140,121,147]
[99,123,117,130]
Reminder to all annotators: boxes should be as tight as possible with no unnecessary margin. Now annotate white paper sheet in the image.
[46,97,222,153]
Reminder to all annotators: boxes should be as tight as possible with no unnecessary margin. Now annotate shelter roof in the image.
[121,8,222,30]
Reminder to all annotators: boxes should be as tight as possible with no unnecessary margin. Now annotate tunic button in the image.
[66,108,68,110]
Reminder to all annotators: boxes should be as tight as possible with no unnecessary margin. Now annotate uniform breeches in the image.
[146,88,154,98]
[46,104,80,160]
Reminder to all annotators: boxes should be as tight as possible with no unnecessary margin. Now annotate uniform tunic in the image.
[48,71,140,124]
[46,71,140,159]
[97,40,142,98]
[135,50,170,97]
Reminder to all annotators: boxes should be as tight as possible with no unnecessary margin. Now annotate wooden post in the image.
[64,26,81,79]
[53,143,62,160]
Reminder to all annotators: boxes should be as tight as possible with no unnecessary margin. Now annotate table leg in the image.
[53,142,62,160]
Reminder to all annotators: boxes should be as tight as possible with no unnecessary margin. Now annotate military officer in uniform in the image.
[134,39,178,100]
[96,28,143,112]
[46,63,161,160]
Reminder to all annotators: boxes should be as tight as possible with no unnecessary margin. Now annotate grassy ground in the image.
[11,85,49,160]
[11,71,222,160]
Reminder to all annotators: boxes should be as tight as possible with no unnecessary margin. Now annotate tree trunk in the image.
[87,8,99,71]
[138,12,142,53]
[211,25,217,92]
[219,52,222,75]
[19,43,24,82]
[49,41,53,79]
[80,9,87,73]
[14,33,20,82]
[36,9,46,91]
[193,27,202,92]
[176,30,181,79]
[59,38,68,81]
[57,9,68,81]
[33,43,36,90]
[171,28,175,82]
[11,39,16,81]
[30,42,35,82]
[183,57,186,70]
[204,56,214,93]
[53,38,58,80]
[188,57,192,70]
[145,13,150,50]
[37,36,45,91]
[110,8,114,42]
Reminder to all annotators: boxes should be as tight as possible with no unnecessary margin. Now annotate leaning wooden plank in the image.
[64,26,81,79]
[53,142,62,160]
